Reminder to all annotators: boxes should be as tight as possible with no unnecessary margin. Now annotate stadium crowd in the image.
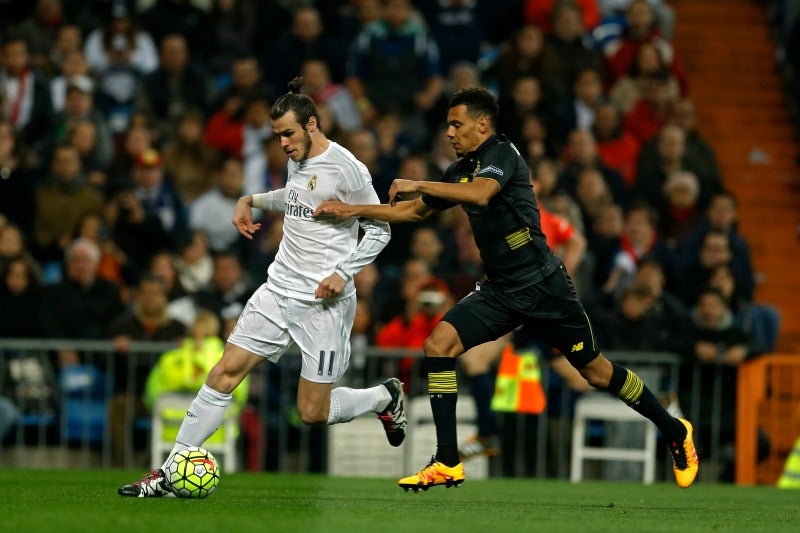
[0,0,783,479]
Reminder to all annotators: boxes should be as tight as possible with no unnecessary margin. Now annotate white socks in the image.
[162,384,232,469]
[326,385,391,425]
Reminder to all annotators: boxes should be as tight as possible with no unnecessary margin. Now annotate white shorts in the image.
[227,283,355,383]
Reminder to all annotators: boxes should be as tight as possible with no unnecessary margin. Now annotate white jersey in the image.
[265,141,390,300]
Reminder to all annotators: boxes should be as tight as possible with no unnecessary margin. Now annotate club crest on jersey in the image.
[307,175,317,191]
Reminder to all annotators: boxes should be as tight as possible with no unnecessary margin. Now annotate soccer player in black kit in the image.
[315,87,698,491]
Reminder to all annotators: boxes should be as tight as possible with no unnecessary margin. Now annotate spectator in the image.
[192,250,251,339]
[147,249,196,327]
[33,143,103,263]
[560,128,627,207]
[139,0,213,62]
[375,275,454,386]
[603,0,688,92]
[162,108,216,205]
[268,6,345,88]
[417,0,486,71]
[107,122,154,190]
[497,74,548,150]
[46,23,82,80]
[409,226,452,281]
[553,67,606,145]
[83,3,159,76]
[174,230,213,294]
[203,92,271,196]
[210,54,268,113]
[0,222,28,272]
[524,0,601,35]
[609,41,680,113]
[594,282,659,350]
[1,36,54,154]
[51,75,115,185]
[593,102,640,187]
[622,68,675,144]
[0,254,42,338]
[633,256,689,352]
[708,263,780,353]
[483,24,561,106]
[40,237,124,365]
[683,191,755,301]
[189,158,252,254]
[344,128,397,205]
[598,1,676,40]
[345,0,443,139]
[11,0,65,72]
[543,1,604,102]
[50,49,89,114]
[586,202,624,295]
[532,169,588,277]
[573,167,617,233]
[206,0,258,80]
[634,123,722,211]
[73,209,129,292]
[137,34,213,130]
[601,201,674,303]
[681,229,744,307]
[0,119,37,233]
[143,309,247,410]
[532,158,584,232]
[681,287,759,481]
[109,148,185,275]
[108,273,187,467]
[69,119,112,180]
[669,98,721,186]
[658,170,702,249]
[302,58,362,134]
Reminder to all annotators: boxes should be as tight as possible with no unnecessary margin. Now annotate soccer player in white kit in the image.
[119,78,406,497]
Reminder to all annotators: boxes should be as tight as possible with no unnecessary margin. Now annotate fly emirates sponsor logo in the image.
[285,189,314,219]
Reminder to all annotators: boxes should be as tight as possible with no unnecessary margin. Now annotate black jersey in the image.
[421,134,560,290]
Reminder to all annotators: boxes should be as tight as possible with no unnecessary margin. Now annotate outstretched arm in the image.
[389,177,501,207]
[314,196,436,223]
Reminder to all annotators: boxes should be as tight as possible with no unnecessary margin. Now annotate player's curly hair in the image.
[270,76,320,130]
[449,87,499,128]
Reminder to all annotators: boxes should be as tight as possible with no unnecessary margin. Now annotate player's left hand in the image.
[388,179,418,206]
[315,272,346,299]
[314,200,354,219]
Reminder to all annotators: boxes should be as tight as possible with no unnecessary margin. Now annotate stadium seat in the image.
[59,365,108,444]
[150,393,238,473]
[327,415,405,478]
[570,393,657,484]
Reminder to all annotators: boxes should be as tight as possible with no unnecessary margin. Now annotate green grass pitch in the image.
[1,470,798,533]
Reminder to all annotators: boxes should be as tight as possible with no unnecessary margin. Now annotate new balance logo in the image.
[571,342,584,352]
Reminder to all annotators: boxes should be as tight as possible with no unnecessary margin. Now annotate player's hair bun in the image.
[287,77,306,95]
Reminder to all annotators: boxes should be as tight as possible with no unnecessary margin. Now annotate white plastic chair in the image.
[570,393,656,484]
[150,393,238,473]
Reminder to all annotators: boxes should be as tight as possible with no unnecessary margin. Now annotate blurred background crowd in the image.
[0,0,786,477]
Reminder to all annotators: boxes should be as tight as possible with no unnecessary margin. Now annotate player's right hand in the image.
[314,200,354,219]
[232,198,262,239]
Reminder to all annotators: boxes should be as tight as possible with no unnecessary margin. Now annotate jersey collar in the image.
[464,133,504,161]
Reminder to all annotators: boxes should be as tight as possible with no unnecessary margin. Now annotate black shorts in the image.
[442,264,600,368]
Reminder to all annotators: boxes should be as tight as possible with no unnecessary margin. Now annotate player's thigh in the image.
[521,270,599,368]
[226,283,294,363]
[442,286,520,352]
[288,295,356,383]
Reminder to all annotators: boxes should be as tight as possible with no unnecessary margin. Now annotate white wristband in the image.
[251,193,269,210]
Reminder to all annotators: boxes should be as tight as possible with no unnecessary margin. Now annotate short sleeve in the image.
[473,143,519,189]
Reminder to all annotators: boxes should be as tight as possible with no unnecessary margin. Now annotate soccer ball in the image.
[164,446,220,499]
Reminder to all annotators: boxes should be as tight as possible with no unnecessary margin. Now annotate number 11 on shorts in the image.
[318,350,335,377]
